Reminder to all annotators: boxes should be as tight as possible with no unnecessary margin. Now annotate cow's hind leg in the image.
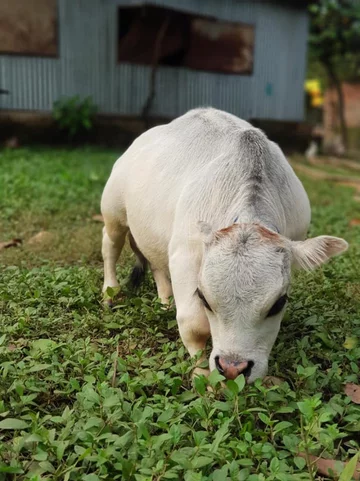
[152,268,173,305]
[128,233,148,289]
[128,234,173,304]
[102,217,128,303]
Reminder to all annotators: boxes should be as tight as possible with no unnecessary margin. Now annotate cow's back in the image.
[101,108,310,269]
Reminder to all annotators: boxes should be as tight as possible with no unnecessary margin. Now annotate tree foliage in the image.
[309,0,360,65]
[308,0,360,150]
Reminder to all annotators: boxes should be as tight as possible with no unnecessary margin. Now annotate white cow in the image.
[101,108,348,382]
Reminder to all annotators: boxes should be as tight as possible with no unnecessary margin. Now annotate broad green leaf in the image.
[193,375,206,395]
[170,451,193,469]
[0,464,23,474]
[238,459,254,467]
[34,450,48,461]
[270,457,280,473]
[226,380,239,395]
[83,417,103,430]
[208,369,225,386]
[192,456,214,468]
[258,412,272,426]
[294,457,306,470]
[211,420,231,453]
[103,395,120,408]
[315,332,334,348]
[274,421,293,433]
[56,441,69,461]
[235,374,246,392]
[28,363,52,373]
[184,472,202,481]
[30,339,57,355]
[213,466,229,481]
[39,461,55,473]
[158,409,175,423]
[0,418,29,430]
[82,475,101,481]
[339,453,360,481]
[297,401,314,419]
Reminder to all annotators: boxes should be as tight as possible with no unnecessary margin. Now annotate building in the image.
[0,0,309,123]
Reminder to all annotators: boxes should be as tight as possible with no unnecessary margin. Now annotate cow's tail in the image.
[128,232,148,289]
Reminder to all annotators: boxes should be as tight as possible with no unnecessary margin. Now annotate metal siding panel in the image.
[251,2,308,121]
[0,57,59,110]
[0,0,307,121]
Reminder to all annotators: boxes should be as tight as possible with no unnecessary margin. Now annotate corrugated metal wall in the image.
[0,0,308,121]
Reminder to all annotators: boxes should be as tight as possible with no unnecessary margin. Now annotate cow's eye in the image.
[267,294,288,317]
[196,289,212,312]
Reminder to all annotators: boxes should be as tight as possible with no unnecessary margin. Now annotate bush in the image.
[53,96,98,139]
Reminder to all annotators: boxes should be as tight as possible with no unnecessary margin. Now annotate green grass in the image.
[0,147,359,481]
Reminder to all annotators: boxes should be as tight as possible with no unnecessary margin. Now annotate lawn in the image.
[0,147,359,481]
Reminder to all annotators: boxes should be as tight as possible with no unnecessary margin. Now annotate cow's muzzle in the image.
[215,356,254,380]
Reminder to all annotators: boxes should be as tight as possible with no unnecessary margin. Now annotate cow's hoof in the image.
[103,298,115,310]
[262,376,284,387]
[192,367,210,379]
[103,288,125,310]
[192,368,213,393]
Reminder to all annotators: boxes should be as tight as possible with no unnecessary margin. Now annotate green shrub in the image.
[53,96,98,139]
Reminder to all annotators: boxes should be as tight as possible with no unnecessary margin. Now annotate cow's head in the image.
[197,222,348,382]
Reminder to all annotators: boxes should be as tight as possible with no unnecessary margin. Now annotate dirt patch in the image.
[291,162,360,183]
[298,453,360,480]
[337,180,360,192]
[344,383,360,404]
[307,155,360,172]
[350,219,360,227]
[291,161,360,203]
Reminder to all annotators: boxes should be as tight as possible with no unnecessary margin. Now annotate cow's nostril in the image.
[215,356,225,375]
[243,360,254,378]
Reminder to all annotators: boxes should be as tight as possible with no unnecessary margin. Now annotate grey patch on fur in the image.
[238,129,269,211]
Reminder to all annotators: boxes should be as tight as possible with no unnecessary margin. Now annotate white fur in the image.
[101,108,348,382]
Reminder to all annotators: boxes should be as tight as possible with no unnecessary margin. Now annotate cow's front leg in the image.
[177,307,211,377]
[170,251,211,377]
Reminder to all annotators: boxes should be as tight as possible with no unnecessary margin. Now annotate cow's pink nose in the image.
[215,357,253,380]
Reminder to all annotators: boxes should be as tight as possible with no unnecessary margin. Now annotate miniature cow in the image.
[101,108,348,382]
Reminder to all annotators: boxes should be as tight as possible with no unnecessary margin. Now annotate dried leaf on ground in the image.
[344,383,360,404]
[350,219,360,227]
[0,238,22,251]
[298,453,360,480]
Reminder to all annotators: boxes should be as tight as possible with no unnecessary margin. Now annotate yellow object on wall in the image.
[305,79,324,107]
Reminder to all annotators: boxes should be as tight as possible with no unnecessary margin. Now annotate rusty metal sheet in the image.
[184,19,254,74]
[0,0,58,57]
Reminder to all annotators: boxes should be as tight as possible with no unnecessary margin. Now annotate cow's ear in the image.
[197,221,214,245]
[291,236,348,270]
